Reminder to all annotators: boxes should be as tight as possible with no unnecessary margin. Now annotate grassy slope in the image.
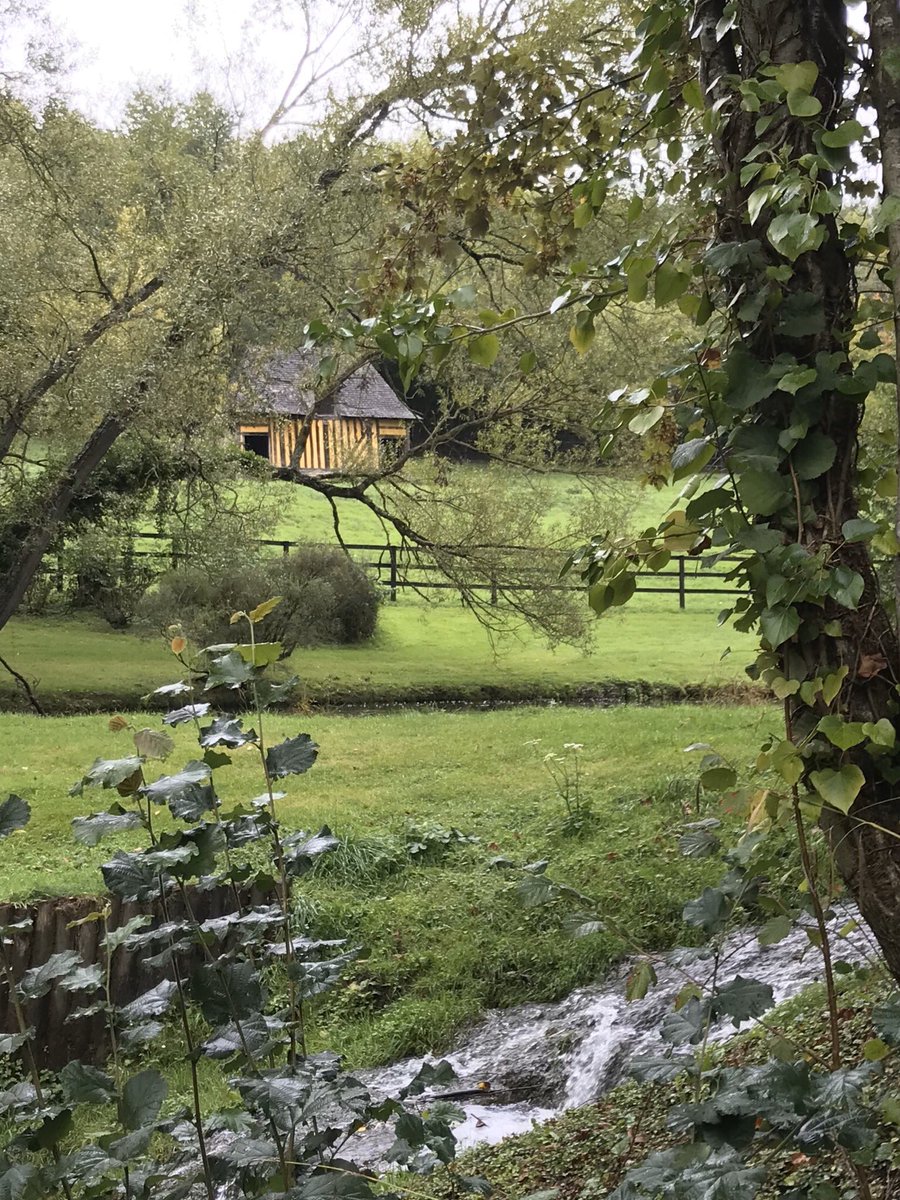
[0,704,773,1063]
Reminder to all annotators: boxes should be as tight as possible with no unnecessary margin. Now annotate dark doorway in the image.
[243,432,270,460]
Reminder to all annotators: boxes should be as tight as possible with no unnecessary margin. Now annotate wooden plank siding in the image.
[238,417,409,472]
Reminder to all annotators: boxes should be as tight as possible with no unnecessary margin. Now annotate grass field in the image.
[0,703,773,1063]
[0,593,757,711]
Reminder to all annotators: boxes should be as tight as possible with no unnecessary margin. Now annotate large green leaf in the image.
[204,651,255,691]
[0,795,29,840]
[767,211,824,260]
[791,431,836,480]
[809,765,865,814]
[468,333,500,367]
[59,1062,116,1105]
[18,951,87,1000]
[773,61,819,93]
[199,717,258,749]
[713,975,775,1025]
[672,438,715,481]
[120,1069,167,1130]
[266,734,319,779]
[101,851,161,901]
[72,809,143,847]
[70,757,143,797]
[817,716,866,750]
[738,468,791,516]
[760,605,800,647]
[141,762,215,821]
[724,348,777,411]
[683,887,729,934]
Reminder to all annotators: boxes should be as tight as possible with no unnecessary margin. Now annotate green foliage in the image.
[0,605,482,1198]
[140,545,380,653]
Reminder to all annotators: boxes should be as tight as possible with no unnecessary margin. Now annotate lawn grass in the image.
[0,702,775,1063]
[0,592,758,712]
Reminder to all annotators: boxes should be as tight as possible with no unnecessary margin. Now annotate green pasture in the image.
[0,590,757,712]
[0,703,772,1063]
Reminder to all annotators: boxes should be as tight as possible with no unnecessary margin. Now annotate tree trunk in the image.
[700,0,900,977]
[0,416,125,634]
[868,0,900,620]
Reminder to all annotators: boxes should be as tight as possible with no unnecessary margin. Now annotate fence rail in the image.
[120,532,743,610]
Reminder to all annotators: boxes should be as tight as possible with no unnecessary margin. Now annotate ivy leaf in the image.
[672,437,715,481]
[738,468,791,516]
[0,795,30,840]
[760,605,800,647]
[817,716,866,750]
[768,211,824,260]
[72,810,143,847]
[468,333,500,367]
[822,119,864,147]
[829,566,864,608]
[713,975,775,1024]
[842,518,880,543]
[791,431,836,480]
[862,719,896,748]
[773,61,819,93]
[266,734,319,779]
[873,194,900,233]
[683,887,729,934]
[724,348,778,411]
[809,765,866,814]
[786,89,822,117]
[59,1061,116,1106]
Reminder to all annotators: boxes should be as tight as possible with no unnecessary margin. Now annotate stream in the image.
[357,904,875,1157]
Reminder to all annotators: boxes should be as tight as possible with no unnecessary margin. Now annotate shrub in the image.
[139,544,379,652]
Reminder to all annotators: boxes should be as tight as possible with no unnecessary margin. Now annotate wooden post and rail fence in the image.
[52,531,744,610]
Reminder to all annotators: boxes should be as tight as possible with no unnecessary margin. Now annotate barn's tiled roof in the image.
[236,350,415,421]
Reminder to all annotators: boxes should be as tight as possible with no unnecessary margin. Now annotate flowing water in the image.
[358,905,876,1156]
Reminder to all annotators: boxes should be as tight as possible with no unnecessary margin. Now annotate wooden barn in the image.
[235,351,415,473]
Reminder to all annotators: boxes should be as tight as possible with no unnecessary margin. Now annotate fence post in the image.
[388,545,398,602]
[678,557,686,610]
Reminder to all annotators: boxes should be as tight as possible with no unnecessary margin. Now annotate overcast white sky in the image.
[29,0,375,132]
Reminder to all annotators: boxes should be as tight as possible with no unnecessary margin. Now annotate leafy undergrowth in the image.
[436,970,900,1200]
[0,705,777,1064]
